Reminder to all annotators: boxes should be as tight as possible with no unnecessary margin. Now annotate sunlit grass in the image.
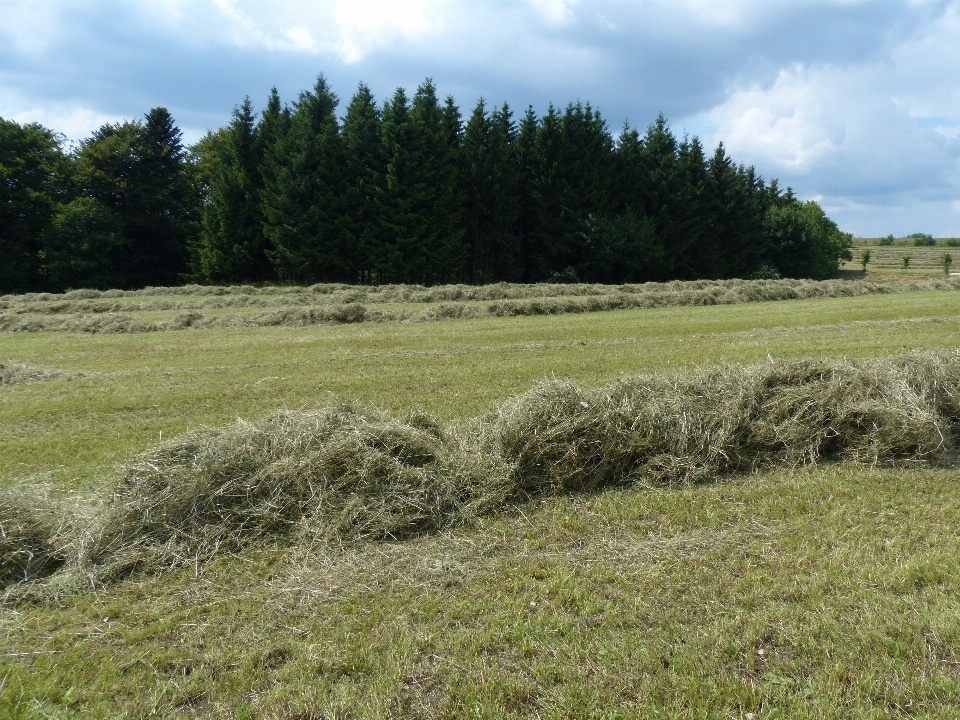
[1,288,959,718]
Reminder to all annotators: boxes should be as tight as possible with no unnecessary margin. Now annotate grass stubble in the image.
[1,285,960,718]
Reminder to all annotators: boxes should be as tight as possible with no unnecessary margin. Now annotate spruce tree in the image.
[513,106,539,281]
[487,102,520,280]
[380,80,465,284]
[262,76,344,282]
[637,114,696,278]
[75,109,196,288]
[379,86,415,283]
[135,107,196,285]
[462,98,494,281]
[198,98,273,283]
[341,83,385,284]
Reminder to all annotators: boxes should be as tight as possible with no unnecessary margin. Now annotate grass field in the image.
[2,283,959,718]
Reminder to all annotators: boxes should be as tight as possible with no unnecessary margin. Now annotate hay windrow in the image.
[0,488,69,589]
[3,277,958,334]
[4,349,958,600]
[0,362,81,386]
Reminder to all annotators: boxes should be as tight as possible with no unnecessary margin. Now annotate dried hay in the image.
[3,350,958,599]
[0,488,68,589]
[3,277,959,336]
[0,362,73,386]
[493,351,959,492]
[73,404,512,586]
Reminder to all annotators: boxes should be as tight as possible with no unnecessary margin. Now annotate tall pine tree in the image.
[262,76,344,282]
[198,98,273,283]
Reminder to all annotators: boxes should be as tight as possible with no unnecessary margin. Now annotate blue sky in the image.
[2,0,958,236]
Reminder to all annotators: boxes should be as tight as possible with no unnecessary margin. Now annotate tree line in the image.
[1,76,853,294]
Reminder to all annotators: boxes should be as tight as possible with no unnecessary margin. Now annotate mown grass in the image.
[2,466,958,718]
[3,290,959,490]
[1,287,959,718]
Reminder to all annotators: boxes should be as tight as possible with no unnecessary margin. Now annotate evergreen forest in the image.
[0,76,853,294]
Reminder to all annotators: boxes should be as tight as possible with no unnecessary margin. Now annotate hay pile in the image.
[0,362,75,386]
[3,350,958,598]
[0,488,67,588]
[494,351,959,491]
[70,405,510,587]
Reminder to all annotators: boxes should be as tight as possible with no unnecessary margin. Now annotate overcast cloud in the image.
[1,0,958,236]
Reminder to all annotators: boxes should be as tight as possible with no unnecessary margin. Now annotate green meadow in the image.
[2,286,959,718]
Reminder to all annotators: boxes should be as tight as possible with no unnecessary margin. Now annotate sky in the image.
[1,0,958,237]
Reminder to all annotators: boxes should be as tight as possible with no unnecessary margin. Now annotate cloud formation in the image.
[1,0,958,235]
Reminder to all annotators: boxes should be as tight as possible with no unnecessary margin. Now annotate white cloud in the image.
[332,0,440,62]
[682,2,960,235]
[11,106,125,142]
[529,0,578,26]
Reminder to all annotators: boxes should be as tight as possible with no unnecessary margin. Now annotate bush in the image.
[878,235,895,246]
[909,233,936,247]
[547,267,581,284]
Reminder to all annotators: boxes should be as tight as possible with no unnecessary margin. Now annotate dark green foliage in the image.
[197,98,273,283]
[1,77,856,294]
[764,200,853,280]
[380,80,466,284]
[0,119,68,293]
[878,234,896,246]
[262,76,345,282]
[909,233,936,247]
[341,83,385,284]
[75,109,198,288]
[41,197,126,289]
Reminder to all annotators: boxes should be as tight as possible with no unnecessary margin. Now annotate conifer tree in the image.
[75,109,196,288]
[379,86,415,283]
[462,98,495,281]
[341,83,385,284]
[529,104,564,279]
[135,107,196,285]
[381,80,465,284]
[637,114,696,278]
[198,98,272,282]
[487,102,520,280]
[262,76,344,281]
[513,106,539,281]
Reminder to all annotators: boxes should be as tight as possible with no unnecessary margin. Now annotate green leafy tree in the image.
[941,253,953,275]
[579,208,662,283]
[41,197,126,290]
[0,119,69,293]
[860,248,871,272]
[878,234,895,246]
[764,199,853,279]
